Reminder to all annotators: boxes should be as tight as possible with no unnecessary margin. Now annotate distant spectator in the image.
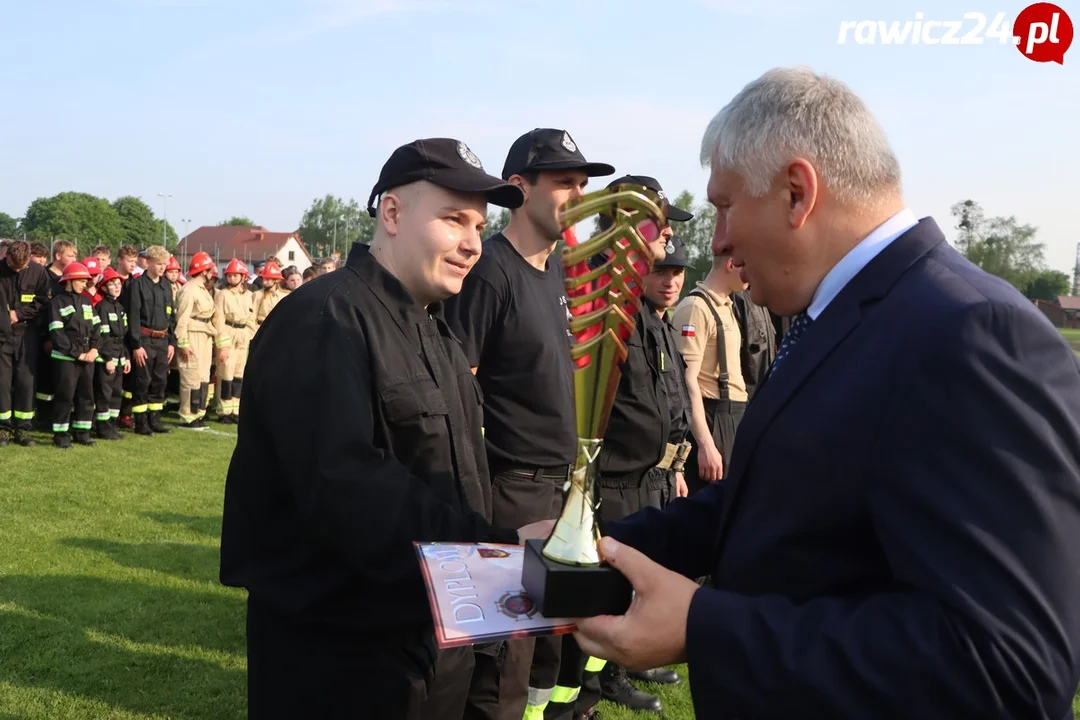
[92,244,111,268]
[0,240,10,261]
[116,245,138,281]
[282,266,302,291]
[319,258,336,274]
[29,243,49,266]
[302,266,318,283]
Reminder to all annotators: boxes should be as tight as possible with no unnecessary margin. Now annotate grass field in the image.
[1,392,1078,719]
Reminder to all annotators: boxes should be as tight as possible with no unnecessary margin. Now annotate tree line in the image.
[3,192,1068,303]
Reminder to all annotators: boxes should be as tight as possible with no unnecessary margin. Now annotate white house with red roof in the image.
[174,225,314,273]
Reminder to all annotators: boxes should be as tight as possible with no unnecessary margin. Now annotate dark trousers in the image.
[34,334,53,428]
[685,398,747,496]
[132,336,169,413]
[94,361,125,423]
[465,464,566,720]
[120,366,134,416]
[0,329,38,430]
[246,596,474,720]
[53,359,94,435]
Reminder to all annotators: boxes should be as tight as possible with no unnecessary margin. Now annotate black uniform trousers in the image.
[684,398,747,496]
[53,358,94,435]
[132,335,170,413]
[247,596,474,720]
[0,328,38,431]
[94,362,124,423]
[465,464,566,720]
[34,333,54,429]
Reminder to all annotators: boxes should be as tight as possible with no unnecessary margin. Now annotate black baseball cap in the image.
[501,128,615,180]
[606,174,693,222]
[367,138,525,217]
[655,234,692,268]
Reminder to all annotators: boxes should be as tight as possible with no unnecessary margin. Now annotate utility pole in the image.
[158,192,173,246]
[1073,242,1080,296]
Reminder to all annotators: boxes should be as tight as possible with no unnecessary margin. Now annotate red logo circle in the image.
[1013,3,1073,63]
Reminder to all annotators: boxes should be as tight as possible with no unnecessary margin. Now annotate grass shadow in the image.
[141,512,222,539]
[0,575,245,719]
[60,538,221,585]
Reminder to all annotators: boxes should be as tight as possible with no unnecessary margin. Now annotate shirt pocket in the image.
[378,376,451,457]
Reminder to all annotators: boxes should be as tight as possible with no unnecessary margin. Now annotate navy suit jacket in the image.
[604,218,1080,719]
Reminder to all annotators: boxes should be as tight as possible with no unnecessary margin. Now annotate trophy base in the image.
[521,539,633,618]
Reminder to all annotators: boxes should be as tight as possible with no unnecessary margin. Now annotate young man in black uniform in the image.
[441,127,615,720]
[47,261,100,449]
[34,239,77,432]
[0,240,50,447]
[220,137,556,720]
[123,245,175,436]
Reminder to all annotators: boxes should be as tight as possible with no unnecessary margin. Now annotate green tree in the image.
[0,212,19,238]
[669,190,717,289]
[298,195,374,259]
[481,208,511,240]
[219,216,255,227]
[949,199,1048,294]
[1023,269,1071,302]
[22,192,124,251]
[112,196,159,251]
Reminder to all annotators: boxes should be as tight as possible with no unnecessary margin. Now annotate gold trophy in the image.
[521,182,666,618]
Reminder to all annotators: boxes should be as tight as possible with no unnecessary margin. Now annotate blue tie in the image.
[770,311,813,376]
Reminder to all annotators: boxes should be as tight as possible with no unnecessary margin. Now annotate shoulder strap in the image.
[688,289,729,400]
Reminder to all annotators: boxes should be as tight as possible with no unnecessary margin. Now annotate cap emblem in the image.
[561,131,577,153]
[666,240,675,254]
[657,190,666,201]
[457,141,482,169]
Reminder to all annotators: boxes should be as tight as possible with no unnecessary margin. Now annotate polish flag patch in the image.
[681,324,696,337]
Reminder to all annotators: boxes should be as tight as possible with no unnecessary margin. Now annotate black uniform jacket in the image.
[0,260,49,334]
[48,291,100,361]
[94,296,129,365]
[219,242,518,633]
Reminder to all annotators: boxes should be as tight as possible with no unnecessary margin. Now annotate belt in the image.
[493,464,572,481]
[227,321,249,328]
[193,316,213,323]
[139,327,168,339]
[656,441,692,472]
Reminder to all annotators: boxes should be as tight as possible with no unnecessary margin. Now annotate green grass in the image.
[1,410,1077,719]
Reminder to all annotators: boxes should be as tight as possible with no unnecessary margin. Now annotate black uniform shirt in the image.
[648,300,692,445]
[442,233,578,469]
[123,272,176,351]
[0,260,49,334]
[600,304,671,478]
[220,242,518,633]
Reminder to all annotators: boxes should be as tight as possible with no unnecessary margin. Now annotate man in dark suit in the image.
[573,66,1080,719]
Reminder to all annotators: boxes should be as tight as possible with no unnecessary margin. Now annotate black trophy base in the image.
[521,539,632,618]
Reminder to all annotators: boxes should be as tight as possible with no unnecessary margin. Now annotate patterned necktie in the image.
[769,311,813,376]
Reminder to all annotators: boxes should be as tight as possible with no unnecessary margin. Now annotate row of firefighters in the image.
[0,241,291,448]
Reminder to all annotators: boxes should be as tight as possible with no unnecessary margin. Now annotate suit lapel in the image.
[714,218,947,541]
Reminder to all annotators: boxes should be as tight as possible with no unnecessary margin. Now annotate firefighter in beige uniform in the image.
[251,261,287,330]
[174,251,218,429]
[213,258,256,424]
[671,254,749,495]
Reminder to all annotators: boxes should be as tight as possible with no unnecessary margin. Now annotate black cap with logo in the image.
[501,128,616,180]
[606,174,693,222]
[655,234,693,268]
[367,138,525,217]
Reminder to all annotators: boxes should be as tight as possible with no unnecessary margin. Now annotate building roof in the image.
[175,225,311,264]
[1058,295,1080,311]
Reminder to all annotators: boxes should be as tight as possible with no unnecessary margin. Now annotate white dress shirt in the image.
[806,209,918,320]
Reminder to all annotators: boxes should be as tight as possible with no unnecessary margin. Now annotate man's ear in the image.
[507,174,530,203]
[380,193,402,236]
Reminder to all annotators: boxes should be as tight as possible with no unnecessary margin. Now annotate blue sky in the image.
[2,0,1077,271]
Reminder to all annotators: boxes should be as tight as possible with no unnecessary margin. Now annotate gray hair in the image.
[699,67,901,204]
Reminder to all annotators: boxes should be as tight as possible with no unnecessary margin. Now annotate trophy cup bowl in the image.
[520,183,666,618]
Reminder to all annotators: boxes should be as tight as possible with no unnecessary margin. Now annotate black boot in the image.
[0,428,9,447]
[53,433,72,449]
[109,418,125,439]
[97,419,121,441]
[13,429,35,447]
[599,664,662,714]
[148,410,171,434]
[627,667,681,685]
[74,431,96,447]
[134,413,154,436]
